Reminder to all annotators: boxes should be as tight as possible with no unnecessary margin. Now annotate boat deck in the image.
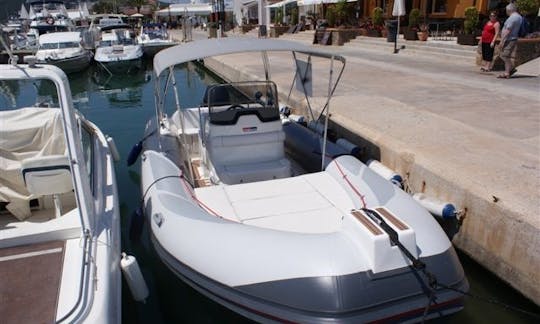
[0,240,65,324]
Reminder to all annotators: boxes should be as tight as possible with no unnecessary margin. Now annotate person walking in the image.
[497,3,522,79]
[480,12,500,72]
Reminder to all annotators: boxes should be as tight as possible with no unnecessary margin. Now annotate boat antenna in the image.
[0,34,18,65]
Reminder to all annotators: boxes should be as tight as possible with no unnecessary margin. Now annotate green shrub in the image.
[464,6,479,34]
[326,6,336,27]
[335,0,348,25]
[409,8,420,28]
[291,7,298,25]
[372,7,384,27]
[275,10,283,25]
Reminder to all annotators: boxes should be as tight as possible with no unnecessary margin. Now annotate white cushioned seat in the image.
[206,115,291,184]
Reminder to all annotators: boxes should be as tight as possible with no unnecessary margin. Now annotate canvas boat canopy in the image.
[153,38,345,77]
[267,0,297,8]
[155,4,213,17]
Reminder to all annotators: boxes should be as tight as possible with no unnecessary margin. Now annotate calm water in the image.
[49,62,539,323]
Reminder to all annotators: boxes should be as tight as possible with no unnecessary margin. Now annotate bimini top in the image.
[153,38,345,77]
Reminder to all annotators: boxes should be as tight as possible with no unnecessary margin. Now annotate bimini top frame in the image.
[153,38,347,170]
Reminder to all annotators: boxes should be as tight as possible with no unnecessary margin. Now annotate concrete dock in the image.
[173,28,540,305]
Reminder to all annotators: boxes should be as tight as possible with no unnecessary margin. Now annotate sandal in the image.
[497,74,510,79]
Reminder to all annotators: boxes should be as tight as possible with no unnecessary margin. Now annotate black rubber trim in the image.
[209,107,280,125]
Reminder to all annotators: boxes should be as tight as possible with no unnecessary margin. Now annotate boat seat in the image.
[215,159,291,185]
[206,114,291,185]
[21,155,73,218]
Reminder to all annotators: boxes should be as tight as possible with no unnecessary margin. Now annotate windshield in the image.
[40,41,79,49]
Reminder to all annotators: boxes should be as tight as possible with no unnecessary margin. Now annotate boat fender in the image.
[127,141,143,166]
[336,138,362,157]
[120,253,149,303]
[126,130,155,166]
[129,206,145,242]
[413,193,457,219]
[366,159,403,188]
[106,136,121,162]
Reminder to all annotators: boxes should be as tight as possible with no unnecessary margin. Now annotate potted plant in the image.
[368,7,384,37]
[207,22,218,38]
[417,23,429,41]
[457,6,479,45]
[404,8,420,40]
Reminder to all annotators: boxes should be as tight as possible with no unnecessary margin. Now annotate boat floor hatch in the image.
[0,240,65,324]
[194,172,353,234]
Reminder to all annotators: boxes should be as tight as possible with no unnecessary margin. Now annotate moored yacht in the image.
[35,31,92,73]
[137,23,177,57]
[132,38,469,323]
[27,0,74,35]
[94,24,143,73]
[0,61,121,323]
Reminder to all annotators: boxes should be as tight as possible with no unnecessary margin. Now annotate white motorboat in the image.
[35,31,92,73]
[94,24,143,73]
[132,38,469,323]
[136,23,176,57]
[27,0,74,35]
[0,61,121,323]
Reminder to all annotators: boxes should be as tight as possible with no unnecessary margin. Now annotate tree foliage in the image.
[516,0,539,16]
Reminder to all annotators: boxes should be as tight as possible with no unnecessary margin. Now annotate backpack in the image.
[518,16,529,38]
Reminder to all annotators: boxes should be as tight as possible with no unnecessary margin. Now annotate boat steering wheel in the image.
[227,104,246,110]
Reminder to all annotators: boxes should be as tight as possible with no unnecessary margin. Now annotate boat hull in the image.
[96,57,142,73]
[151,232,467,323]
[37,52,92,74]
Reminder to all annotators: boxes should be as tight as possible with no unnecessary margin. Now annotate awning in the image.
[156,4,213,17]
[298,0,355,5]
[267,0,297,8]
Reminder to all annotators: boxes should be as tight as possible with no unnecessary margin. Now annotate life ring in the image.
[46,17,55,25]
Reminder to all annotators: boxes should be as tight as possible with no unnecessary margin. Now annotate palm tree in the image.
[129,0,147,13]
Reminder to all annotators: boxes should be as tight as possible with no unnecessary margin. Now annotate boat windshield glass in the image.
[59,41,79,49]
[204,81,280,124]
[40,43,57,49]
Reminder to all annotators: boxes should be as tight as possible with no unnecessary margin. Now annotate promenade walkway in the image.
[170,28,540,305]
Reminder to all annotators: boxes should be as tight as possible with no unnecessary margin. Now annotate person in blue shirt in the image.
[497,3,522,78]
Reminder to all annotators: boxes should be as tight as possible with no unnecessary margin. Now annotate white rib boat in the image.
[0,62,121,323]
[35,31,92,74]
[133,38,468,323]
[94,24,143,73]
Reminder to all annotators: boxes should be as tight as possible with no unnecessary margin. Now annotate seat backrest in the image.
[21,155,73,196]
[206,114,285,166]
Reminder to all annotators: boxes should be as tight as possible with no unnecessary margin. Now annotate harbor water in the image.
[7,62,538,323]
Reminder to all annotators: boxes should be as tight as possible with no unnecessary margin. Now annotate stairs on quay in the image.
[347,36,477,64]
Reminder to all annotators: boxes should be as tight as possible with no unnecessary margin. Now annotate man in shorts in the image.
[498,3,522,78]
